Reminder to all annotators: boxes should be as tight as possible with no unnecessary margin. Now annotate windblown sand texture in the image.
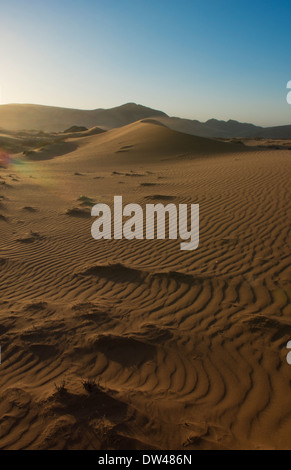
[0,120,291,449]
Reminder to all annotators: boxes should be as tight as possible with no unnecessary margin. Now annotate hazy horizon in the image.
[0,100,290,129]
[1,0,291,127]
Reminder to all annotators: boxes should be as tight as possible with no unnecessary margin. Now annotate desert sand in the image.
[0,120,291,449]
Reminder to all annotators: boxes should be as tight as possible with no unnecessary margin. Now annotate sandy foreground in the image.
[0,121,291,450]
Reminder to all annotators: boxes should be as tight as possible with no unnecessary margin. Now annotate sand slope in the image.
[0,124,291,449]
[36,120,242,169]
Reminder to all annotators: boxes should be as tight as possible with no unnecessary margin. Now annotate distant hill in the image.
[64,125,88,133]
[154,117,261,139]
[0,102,290,138]
[0,103,167,133]
[155,117,291,139]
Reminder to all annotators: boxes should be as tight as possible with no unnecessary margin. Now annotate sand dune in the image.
[39,120,242,170]
[2,120,242,167]
[0,121,291,449]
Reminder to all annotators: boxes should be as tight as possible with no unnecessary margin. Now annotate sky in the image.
[0,0,291,126]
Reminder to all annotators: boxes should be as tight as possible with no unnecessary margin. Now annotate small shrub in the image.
[54,381,67,396]
[82,378,98,393]
[78,195,95,207]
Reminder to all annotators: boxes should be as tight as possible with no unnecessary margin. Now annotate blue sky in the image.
[1,0,291,126]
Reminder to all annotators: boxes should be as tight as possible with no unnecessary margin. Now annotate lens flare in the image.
[0,147,59,196]
[0,150,12,167]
